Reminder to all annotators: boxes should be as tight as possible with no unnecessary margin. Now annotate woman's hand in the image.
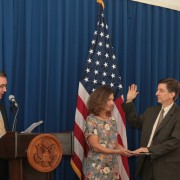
[130,147,150,156]
[114,148,133,157]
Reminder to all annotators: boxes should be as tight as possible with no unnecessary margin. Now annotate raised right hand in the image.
[126,84,139,102]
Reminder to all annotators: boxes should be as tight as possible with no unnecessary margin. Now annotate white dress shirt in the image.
[147,102,174,147]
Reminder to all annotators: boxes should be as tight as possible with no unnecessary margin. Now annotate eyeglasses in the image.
[0,84,8,89]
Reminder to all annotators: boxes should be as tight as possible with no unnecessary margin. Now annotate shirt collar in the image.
[162,102,174,116]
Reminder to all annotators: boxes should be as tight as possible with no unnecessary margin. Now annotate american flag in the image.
[71,4,129,180]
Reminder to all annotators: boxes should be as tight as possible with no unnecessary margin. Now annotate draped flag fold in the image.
[71,3,129,180]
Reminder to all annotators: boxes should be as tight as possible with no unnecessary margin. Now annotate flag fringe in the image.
[70,159,82,180]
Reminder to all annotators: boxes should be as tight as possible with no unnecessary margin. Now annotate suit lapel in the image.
[144,107,161,143]
[154,104,176,135]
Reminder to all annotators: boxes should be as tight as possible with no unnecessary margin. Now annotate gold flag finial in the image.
[97,0,105,9]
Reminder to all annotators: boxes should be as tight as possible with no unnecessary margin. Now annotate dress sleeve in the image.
[112,117,118,131]
[84,115,98,139]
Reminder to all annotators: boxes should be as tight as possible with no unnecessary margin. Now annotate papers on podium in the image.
[22,120,43,133]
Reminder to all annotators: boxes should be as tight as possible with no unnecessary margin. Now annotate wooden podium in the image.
[0,132,74,180]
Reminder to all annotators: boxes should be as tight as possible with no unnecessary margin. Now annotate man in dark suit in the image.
[0,72,9,180]
[122,78,180,180]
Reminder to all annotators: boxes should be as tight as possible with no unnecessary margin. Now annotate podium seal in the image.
[27,134,62,172]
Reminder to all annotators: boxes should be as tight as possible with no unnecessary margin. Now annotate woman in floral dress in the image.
[84,85,132,180]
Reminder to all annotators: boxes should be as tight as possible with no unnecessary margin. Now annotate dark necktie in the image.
[150,109,165,146]
[156,109,164,129]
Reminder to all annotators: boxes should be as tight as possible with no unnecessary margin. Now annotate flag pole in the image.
[97,0,105,9]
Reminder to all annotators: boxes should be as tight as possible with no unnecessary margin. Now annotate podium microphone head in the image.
[9,95,19,108]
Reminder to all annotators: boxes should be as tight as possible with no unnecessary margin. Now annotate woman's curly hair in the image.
[87,85,114,115]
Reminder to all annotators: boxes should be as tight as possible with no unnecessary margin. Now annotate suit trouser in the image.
[141,156,154,180]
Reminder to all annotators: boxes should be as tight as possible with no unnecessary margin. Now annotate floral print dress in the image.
[84,114,120,180]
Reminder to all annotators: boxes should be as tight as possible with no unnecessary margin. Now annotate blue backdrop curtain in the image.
[0,0,180,179]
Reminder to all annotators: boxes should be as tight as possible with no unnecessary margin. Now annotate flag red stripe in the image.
[71,152,83,177]
[115,97,130,178]
[74,122,90,158]
[117,134,130,177]
[72,153,82,170]
[74,123,86,147]
[117,134,123,146]
[77,95,89,119]
[114,97,126,125]
[121,156,130,176]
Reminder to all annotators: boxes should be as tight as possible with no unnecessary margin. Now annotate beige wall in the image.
[132,0,180,11]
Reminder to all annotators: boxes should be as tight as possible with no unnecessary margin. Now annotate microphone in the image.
[9,95,19,132]
[9,95,19,108]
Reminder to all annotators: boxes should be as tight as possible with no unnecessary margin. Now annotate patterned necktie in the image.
[149,109,165,146]
[0,115,6,137]
[156,109,164,129]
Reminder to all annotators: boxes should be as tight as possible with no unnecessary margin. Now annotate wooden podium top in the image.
[0,131,74,159]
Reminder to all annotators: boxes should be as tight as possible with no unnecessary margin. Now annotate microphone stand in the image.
[12,107,19,132]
